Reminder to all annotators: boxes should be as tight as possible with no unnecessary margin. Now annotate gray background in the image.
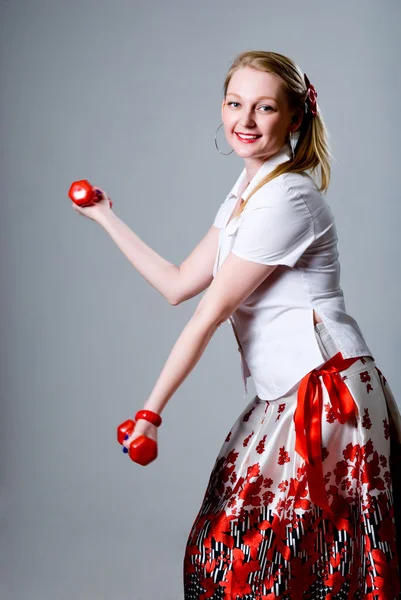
[1,1,400,598]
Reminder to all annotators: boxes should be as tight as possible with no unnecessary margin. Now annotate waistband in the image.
[314,320,375,377]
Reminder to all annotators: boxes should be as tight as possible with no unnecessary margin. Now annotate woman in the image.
[72,50,401,599]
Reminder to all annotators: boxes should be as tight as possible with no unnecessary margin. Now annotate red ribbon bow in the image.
[294,351,361,516]
[304,73,318,116]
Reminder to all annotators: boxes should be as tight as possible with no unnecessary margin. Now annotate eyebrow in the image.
[226,93,278,102]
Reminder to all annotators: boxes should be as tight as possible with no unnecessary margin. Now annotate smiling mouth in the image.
[235,132,262,141]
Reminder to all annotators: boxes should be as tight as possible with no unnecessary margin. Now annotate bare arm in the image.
[175,224,220,305]
[98,210,220,306]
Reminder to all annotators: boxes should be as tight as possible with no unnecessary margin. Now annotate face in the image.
[221,66,301,166]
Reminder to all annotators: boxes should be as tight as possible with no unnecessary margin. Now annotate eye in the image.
[226,102,273,112]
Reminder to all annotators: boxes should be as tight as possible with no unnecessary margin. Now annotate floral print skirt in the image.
[183,322,401,599]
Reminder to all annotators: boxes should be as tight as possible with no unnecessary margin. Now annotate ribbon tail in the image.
[306,380,334,516]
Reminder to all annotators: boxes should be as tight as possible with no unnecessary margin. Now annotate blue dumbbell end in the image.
[122,433,129,453]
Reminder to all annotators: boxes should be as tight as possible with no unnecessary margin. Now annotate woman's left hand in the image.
[122,418,159,451]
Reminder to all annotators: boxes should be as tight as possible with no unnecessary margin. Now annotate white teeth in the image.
[237,133,259,139]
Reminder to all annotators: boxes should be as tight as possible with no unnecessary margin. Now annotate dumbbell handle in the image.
[117,419,157,466]
[68,179,113,208]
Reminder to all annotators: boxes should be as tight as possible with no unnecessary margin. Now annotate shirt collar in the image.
[228,140,292,202]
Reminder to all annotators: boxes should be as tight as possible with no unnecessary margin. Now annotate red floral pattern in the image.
[184,360,401,599]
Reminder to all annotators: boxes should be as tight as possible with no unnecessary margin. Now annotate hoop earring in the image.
[215,123,234,155]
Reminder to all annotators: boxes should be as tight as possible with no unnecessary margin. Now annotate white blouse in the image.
[212,141,373,401]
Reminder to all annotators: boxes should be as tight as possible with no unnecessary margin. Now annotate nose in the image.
[238,108,256,128]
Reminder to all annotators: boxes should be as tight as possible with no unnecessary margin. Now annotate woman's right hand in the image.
[122,419,159,451]
[71,186,113,223]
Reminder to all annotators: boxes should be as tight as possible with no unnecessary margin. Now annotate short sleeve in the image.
[212,197,230,228]
[230,188,315,267]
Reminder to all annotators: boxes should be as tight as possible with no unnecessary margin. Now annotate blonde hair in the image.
[222,50,334,219]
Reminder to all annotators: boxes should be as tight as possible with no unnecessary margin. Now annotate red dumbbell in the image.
[117,419,158,466]
[68,179,113,209]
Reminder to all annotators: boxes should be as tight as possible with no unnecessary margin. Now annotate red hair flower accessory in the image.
[304,73,318,116]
